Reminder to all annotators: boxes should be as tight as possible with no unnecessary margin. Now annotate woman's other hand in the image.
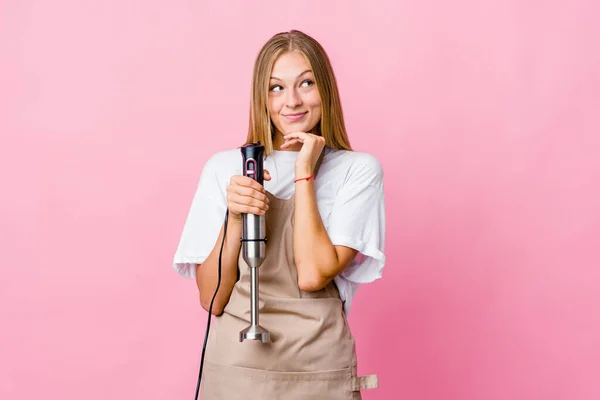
[281,132,325,177]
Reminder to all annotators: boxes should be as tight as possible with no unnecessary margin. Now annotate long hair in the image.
[245,30,352,155]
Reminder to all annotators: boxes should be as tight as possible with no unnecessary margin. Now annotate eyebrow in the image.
[270,69,313,81]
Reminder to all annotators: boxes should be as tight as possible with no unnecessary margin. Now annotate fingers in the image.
[283,133,306,143]
[280,139,302,149]
[283,131,324,139]
[263,169,271,181]
[283,132,325,147]
[228,178,269,203]
[230,175,265,192]
[227,175,270,216]
[283,132,310,140]
[227,192,269,215]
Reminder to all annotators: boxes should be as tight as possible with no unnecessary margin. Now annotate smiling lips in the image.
[283,112,308,122]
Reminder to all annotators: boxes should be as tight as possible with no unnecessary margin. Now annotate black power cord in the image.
[194,209,229,400]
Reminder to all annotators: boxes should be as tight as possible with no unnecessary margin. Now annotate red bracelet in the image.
[294,174,315,183]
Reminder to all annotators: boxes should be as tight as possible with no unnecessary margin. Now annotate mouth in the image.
[283,112,308,122]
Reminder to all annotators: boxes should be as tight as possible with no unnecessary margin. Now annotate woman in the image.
[174,30,386,399]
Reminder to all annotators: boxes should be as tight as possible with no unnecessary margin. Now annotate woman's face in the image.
[268,51,322,137]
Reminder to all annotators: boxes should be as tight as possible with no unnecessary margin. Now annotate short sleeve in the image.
[172,154,228,279]
[327,154,386,285]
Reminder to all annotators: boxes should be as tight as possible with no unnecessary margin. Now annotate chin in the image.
[289,123,318,133]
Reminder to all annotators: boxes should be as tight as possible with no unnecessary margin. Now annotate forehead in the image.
[270,51,312,78]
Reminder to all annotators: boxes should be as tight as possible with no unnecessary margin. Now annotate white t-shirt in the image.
[173,146,386,315]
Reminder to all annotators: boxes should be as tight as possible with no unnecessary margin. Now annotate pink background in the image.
[1,0,599,399]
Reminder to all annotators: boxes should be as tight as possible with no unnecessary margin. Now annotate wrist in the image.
[294,175,315,184]
[228,212,243,223]
[294,164,313,178]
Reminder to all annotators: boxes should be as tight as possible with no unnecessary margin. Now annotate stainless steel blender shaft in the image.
[239,213,269,342]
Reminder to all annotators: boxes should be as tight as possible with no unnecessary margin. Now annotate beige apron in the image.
[201,190,378,399]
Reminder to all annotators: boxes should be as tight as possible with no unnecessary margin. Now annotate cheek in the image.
[308,92,322,110]
[268,97,283,117]
[309,96,322,117]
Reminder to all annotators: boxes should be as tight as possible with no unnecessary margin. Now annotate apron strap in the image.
[351,374,379,391]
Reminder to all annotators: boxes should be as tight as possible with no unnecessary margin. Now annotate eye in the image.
[269,84,283,92]
[300,80,314,88]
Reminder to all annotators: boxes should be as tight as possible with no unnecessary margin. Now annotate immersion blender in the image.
[238,142,270,343]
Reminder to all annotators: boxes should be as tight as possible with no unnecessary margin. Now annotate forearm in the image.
[293,179,340,291]
[196,215,242,314]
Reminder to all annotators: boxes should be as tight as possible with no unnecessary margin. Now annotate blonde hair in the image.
[245,30,352,155]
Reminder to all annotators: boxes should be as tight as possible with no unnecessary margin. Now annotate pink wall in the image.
[1,1,599,399]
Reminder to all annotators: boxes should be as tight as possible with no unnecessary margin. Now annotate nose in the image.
[285,88,302,108]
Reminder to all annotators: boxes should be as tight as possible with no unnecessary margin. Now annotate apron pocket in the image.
[201,361,367,400]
